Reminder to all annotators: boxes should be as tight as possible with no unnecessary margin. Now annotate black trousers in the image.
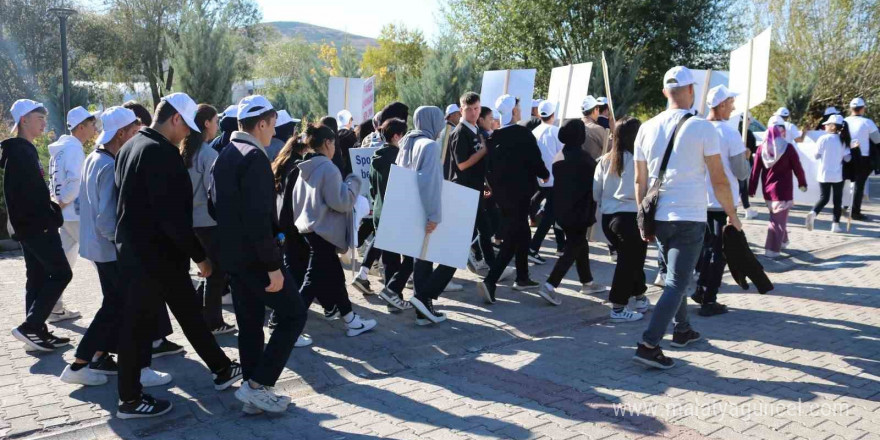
[20,230,72,329]
[851,157,871,215]
[382,251,413,295]
[696,211,728,303]
[739,178,751,209]
[300,233,352,316]
[412,259,456,301]
[529,187,566,253]
[360,233,382,270]
[118,267,232,402]
[230,267,306,386]
[813,181,845,222]
[602,212,647,305]
[472,198,496,265]
[547,225,593,287]
[485,201,531,286]
[194,227,227,328]
[528,189,546,220]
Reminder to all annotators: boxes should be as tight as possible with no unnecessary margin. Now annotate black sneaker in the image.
[152,339,184,359]
[42,326,71,348]
[116,393,173,419]
[670,329,702,348]
[323,304,340,320]
[527,250,546,265]
[12,324,55,352]
[350,277,373,295]
[477,281,496,304]
[699,302,728,317]
[690,289,704,305]
[89,353,118,375]
[632,343,675,369]
[513,279,540,291]
[211,323,236,335]
[409,296,446,324]
[213,361,243,390]
[851,213,867,221]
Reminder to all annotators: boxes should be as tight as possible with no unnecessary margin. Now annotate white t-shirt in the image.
[844,115,879,157]
[815,133,850,183]
[532,123,563,187]
[706,121,747,209]
[634,109,721,222]
[784,121,801,145]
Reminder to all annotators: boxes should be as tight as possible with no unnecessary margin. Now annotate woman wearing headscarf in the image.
[749,117,808,257]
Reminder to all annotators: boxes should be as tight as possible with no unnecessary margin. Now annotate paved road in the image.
[0,181,878,440]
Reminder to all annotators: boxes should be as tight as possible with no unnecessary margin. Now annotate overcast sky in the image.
[254,0,443,40]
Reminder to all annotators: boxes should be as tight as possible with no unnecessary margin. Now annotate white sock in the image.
[357,267,369,279]
[152,339,162,349]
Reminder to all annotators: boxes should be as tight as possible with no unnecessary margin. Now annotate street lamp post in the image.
[48,3,78,124]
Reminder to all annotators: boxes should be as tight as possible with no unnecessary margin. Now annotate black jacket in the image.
[115,128,206,277]
[486,124,549,209]
[369,144,399,229]
[449,123,485,190]
[333,128,358,176]
[518,116,542,131]
[722,225,774,294]
[211,137,283,274]
[0,137,63,240]
[277,152,304,238]
[552,145,597,230]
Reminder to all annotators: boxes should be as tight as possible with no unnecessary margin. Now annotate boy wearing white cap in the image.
[581,95,608,160]
[45,106,98,323]
[3,99,73,352]
[114,93,242,419]
[844,97,879,220]
[527,100,566,262]
[633,66,741,369]
[774,107,803,144]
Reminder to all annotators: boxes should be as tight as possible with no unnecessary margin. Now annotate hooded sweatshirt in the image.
[1,137,63,239]
[486,120,549,210]
[292,153,361,252]
[48,134,85,221]
[395,106,445,223]
[553,119,596,229]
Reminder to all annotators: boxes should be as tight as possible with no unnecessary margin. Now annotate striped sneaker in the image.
[12,324,57,352]
[116,394,172,419]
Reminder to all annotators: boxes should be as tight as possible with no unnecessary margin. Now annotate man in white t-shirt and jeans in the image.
[633,66,742,369]
[844,97,880,221]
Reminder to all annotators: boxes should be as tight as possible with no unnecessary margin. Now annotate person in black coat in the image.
[538,119,597,305]
[114,93,241,419]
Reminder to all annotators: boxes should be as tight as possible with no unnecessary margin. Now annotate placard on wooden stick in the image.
[547,63,592,122]
[328,76,376,125]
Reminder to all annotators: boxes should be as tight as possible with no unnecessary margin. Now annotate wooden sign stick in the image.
[742,39,754,145]
[559,64,574,126]
[601,52,616,122]
[698,69,712,116]
[420,232,431,260]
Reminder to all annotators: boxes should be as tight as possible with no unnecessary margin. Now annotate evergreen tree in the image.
[397,35,481,113]
[172,0,235,107]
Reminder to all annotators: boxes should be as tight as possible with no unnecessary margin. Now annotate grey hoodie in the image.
[292,153,361,252]
[395,106,444,223]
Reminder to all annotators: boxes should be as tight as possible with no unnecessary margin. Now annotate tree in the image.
[397,33,481,111]
[361,24,428,110]
[171,0,236,106]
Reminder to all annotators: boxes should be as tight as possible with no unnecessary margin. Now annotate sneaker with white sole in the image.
[513,279,539,291]
[379,288,411,312]
[344,313,377,337]
[323,304,341,320]
[497,267,516,283]
[140,367,172,387]
[580,281,608,294]
[235,382,287,413]
[61,364,108,386]
[527,250,546,265]
[242,388,293,414]
[12,324,57,352]
[537,283,562,306]
[609,308,644,322]
[805,211,816,231]
[744,208,759,220]
[116,394,173,419]
[633,296,651,313]
[443,282,464,292]
[294,334,313,348]
[653,273,665,287]
[831,222,843,233]
[350,277,373,295]
[211,323,236,335]
[47,308,81,323]
[410,296,445,323]
[213,362,243,390]
[89,353,118,375]
[151,339,184,358]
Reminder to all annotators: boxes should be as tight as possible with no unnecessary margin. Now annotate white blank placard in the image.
[374,166,479,269]
[480,69,536,120]
[729,27,771,111]
[547,63,593,122]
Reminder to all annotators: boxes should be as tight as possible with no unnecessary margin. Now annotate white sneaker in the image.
[235,382,287,413]
[140,367,172,387]
[537,283,562,306]
[831,222,843,233]
[805,211,816,231]
[633,296,651,313]
[781,240,790,250]
[497,267,516,283]
[221,293,233,305]
[444,282,464,292]
[652,273,665,287]
[609,308,644,322]
[765,249,780,258]
[344,313,377,337]
[745,208,759,220]
[580,281,608,294]
[294,334,313,348]
[60,365,108,386]
[47,308,81,323]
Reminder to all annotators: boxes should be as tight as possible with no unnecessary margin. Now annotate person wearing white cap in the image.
[527,100,566,264]
[114,92,243,419]
[4,99,74,353]
[581,95,608,160]
[805,114,853,233]
[61,106,152,386]
[692,85,750,317]
[476,95,550,304]
[209,104,240,153]
[519,98,543,131]
[438,103,461,178]
[844,97,879,220]
[43,106,98,323]
[266,110,298,163]
[774,107,803,144]
[596,97,612,130]
[632,66,741,369]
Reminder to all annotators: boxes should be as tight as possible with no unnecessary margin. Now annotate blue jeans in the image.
[642,221,704,346]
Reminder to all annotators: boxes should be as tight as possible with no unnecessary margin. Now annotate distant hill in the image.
[266,21,377,51]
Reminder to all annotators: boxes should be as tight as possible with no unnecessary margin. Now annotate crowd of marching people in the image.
[1,64,878,419]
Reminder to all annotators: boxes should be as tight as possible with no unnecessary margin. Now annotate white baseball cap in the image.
[663,66,696,89]
[336,109,353,127]
[823,114,845,126]
[706,85,739,108]
[275,110,297,127]
[850,97,866,108]
[96,106,137,145]
[495,94,517,126]
[823,106,839,116]
[9,99,46,133]
[445,104,460,118]
[221,105,239,119]
[596,97,608,106]
[238,95,275,121]
[67,106,95,131]
[538,100,556,118]
[162,92,200,133]
[581,95,599,112]
[774,107,790,117]
[768,115,786,127]
[531,99,540,108]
